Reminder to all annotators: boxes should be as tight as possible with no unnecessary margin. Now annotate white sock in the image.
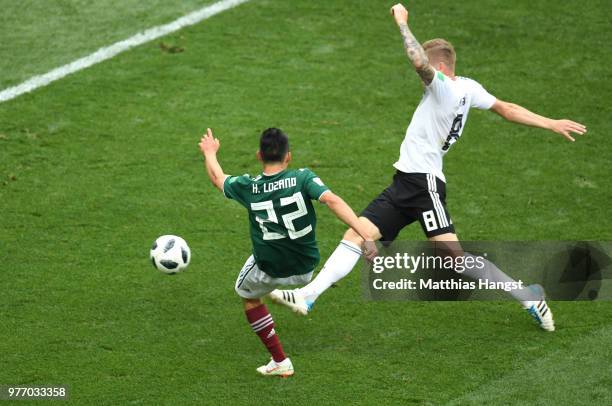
[461,253,538,306]
[298,240,362,302]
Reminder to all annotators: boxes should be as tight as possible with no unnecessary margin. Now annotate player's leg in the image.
[418,173,554,331]
[270,178,412,313]
[296,180,416,306]
[416,173,535,303]
[269,218,380,314]
[297,217,382,302]
[427,232,535,305]
[235,256,294,376]
[427,233,554,331]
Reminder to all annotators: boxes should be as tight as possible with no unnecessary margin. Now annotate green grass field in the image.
[1,0,611,404]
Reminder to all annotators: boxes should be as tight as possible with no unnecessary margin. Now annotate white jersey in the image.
[393,70,496,182]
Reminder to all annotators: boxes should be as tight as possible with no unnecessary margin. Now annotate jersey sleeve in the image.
[301,169,330,201]
[223,174,251,207]
[469,79,496,110]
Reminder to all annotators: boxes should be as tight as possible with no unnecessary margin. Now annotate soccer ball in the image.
[150,235,191,274]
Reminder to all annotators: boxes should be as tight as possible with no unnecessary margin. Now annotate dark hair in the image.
[259,128,289,163]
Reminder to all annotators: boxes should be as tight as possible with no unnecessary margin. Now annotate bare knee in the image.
[243,298,262,310]
[428,233,464,258]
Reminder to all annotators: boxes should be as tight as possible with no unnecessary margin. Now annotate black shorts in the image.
[361,171,454,241]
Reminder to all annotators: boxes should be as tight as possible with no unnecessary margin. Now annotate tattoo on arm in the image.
[398,23,435,84]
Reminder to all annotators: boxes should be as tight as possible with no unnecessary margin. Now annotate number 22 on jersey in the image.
[250,192,312,240]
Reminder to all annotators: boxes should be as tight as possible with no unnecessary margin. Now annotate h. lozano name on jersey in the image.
[252,177,297,194]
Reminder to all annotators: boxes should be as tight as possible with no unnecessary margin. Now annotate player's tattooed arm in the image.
[398,23,435,84]
[391,4,435,85]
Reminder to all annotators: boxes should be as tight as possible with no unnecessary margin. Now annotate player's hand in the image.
[550,119,587,142]
[363,240,379,262]
[390,3,409,25]
[199,128,220,155]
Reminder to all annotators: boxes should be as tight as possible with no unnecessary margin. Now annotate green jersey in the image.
[223,168,329,278]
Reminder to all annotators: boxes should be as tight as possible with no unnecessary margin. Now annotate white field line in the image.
[0,0,251,103]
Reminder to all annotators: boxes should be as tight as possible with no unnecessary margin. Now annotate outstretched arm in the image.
[390,3,435,85]
[490,100,587,142]
[319,192,378,261]
[199,128,228,191]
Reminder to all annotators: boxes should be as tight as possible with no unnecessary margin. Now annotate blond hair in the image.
[423,38,456,71]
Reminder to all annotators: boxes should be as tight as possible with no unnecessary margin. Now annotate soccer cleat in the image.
[268,289,312,316]
[524,299,555,332]
[256,357,294,378]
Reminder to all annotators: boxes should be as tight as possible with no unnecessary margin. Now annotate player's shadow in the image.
[541,242,612,300]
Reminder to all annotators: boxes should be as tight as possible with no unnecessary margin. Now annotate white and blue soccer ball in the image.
[150,235,191,274]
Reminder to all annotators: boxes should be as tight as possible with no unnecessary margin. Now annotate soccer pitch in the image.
[1,0,610,404]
